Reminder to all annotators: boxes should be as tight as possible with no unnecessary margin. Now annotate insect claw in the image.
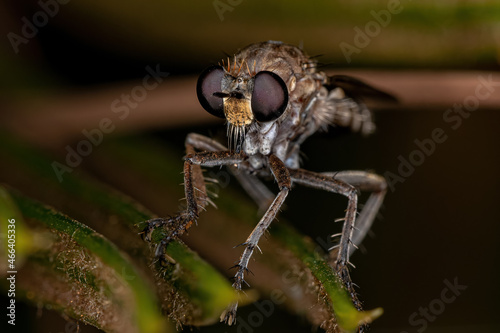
[220,303,238,325]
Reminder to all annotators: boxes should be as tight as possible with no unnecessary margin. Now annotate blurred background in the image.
[1,0,499,332]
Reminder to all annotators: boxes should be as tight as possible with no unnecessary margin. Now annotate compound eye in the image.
[196,65,226,118]
[251,71,289,122]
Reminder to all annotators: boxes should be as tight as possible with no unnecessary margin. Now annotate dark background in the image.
[1,1,499,332]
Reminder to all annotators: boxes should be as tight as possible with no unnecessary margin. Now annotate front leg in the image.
[142,150,245,263]
[221,154,291,325]
[142,155,201,262]
[186,133,275,212]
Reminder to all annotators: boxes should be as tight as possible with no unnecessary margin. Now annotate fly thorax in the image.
[258,122,278,155]
[243,122,279,156]
[242,128,264,169]
[243,129,259,156]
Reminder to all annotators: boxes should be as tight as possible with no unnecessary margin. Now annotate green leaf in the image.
[1,186,169,333]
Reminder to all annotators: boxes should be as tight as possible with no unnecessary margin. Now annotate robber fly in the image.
[142,40,394,328]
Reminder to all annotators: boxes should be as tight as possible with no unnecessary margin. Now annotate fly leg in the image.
[186,133,275,212]
[185,132,227,152]
[288,168,361,308]
[142,148,245,264]
[221,154,291,325]
[321,171,386,259]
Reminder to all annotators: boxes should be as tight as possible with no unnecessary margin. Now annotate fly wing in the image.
[326,75,398,103]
